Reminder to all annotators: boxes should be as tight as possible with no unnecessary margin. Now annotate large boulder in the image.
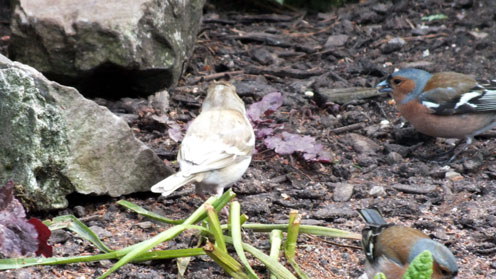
[0,54,171,211]
[9,0,205,97]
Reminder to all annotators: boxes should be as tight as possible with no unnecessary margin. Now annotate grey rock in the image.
[392,183,437,194]
[251,48,279,66]
[369,185,386,197]
[381,37,406,54]
[137,221,154,230]
[332,183,354,202]
[73,205,86,218]
[463,157,483,172]
[0,55,171,210]
[10,0,205,95]
[241,194,273,215]
[324,34,349,48]
[16,269,39,279]
[313,204,356,220]
[50,230,71,244]
[148,90,170,115]
[89,225,112,239]
[386,152,403,164]
[340,133,380,154]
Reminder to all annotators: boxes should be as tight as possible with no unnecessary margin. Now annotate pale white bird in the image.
[151,81,255,197]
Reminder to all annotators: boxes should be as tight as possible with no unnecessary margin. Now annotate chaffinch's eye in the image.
[391,78,403,85]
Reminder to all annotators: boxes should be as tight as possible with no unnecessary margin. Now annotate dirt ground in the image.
[2,0,496,278]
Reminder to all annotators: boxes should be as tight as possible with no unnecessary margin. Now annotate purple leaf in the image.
[264,132,332,163]
[0,181,40,257]
[247,92,283,122]
[256,127,275,138]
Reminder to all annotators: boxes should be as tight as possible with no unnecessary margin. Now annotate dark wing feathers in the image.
[419,80,496,115]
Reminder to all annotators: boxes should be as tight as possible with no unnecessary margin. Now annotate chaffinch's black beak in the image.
[376,79,392,93]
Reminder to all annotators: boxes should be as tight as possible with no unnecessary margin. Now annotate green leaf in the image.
[44,215,112,253]
[117,200,184,224]
[239,223,361,240]
[403,250,433,279]
[224,236,298,279]
[421,14,448,21]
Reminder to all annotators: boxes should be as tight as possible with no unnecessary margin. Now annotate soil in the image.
[2,0,496,278]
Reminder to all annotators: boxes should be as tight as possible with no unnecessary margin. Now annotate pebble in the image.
[73,205,86,218]
[50,230,71,243]
[392,183,437,194]
[341,133,380,154]
[369,185,386,197]
[446,171,463,181]
[381,37,406,54]
[332,183,354,202]
[89,226,113,239]
[137,221,154,229]
[324,34,349,47]
[386,151,403,164]
[463,157,482,171]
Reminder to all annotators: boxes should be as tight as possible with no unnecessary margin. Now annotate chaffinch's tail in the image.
[358,208,392,263]
[150,172,198,197]
[358,208,388,226]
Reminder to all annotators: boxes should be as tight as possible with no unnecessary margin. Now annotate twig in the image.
[305,235,362,250]
[330,123,365,134]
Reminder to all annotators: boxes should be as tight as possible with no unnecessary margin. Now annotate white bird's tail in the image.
[150,172,197,197]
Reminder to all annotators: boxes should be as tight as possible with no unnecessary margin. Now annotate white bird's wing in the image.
[178,109,254,176]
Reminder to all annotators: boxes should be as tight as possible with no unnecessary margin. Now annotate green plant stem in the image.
[284,211,309,279]
[230,201,260,279]
[205,203,227,253]
[269,230,283,279]
[203,241,250,279]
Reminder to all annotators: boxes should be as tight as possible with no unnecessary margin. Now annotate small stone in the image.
[463,158,483,172]
[332,183,354,202]
[386,152,403,164]
[137,221,154,229]
[304,91,314,97]
[446,171,463,181]
[469,31,488,40]
[251,48,278,65]
[73,205,86,218]
[148,89,170,115]
[89,226,112,239]
[100,260,113,268]
[392,183,437,194]
[16,269,39,279]
[50,230,71,244]
[340,133,380,154]
[324,34,349,48]
[369,185,386,197]
[381,37,406,54]
[313,204,356,220]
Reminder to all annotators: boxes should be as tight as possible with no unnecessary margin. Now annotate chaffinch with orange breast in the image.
[359,208,458,279]
[377,68,496,161]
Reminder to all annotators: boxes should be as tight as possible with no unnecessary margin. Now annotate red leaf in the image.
[28,218,53,257]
